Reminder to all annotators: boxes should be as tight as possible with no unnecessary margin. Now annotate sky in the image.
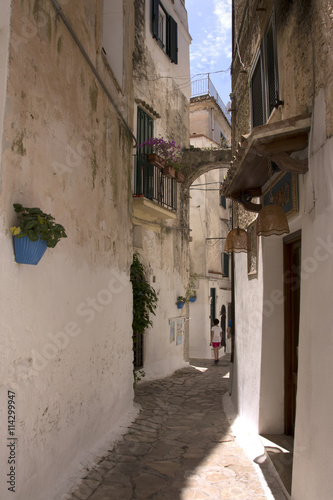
[186,0,232,107]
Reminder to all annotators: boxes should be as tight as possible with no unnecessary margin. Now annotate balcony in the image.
[191,76,231,126]
[133,154,177,221]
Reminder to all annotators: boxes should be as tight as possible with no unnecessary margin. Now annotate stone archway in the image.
[181,148,232,188]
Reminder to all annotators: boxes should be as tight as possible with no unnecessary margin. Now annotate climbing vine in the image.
[130,253,158,335]
[130,254,158,387]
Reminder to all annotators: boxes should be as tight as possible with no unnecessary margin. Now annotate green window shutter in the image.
[251,48,265,128]
[168,15,178,64]
[265,13,279,116]
[152,0,159,39]
[223,252,229,277]
[220,195,226,209]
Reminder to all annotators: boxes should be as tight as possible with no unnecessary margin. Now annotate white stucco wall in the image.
[231,250,263,434]
[0,3,137,499]
[0,1,10,166]
[133,227,189,381]
[259,236,285,434]
[144,0,191,101]
[291,92,333,500]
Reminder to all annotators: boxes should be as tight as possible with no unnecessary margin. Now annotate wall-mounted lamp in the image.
[224,227,250,253]
[256,205,289,237]
[256,159,290,237]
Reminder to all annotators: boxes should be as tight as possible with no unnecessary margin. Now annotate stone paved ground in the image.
[63,356,286,500]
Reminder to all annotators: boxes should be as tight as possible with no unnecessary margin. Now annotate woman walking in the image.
[210,318,222,363]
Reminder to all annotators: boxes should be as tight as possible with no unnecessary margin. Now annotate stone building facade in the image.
[0,0,191,498]
[222,1,333,498]
[189,89,232,359]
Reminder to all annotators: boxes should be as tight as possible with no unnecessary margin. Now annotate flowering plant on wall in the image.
[138,137,184,171]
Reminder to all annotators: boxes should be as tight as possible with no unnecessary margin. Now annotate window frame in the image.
[250,10,280,129]
[152,0,178,64]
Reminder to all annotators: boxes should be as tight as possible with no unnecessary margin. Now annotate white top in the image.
[211,325,222,342]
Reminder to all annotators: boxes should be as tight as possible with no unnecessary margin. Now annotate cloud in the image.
[190,0,232,74]
[214,0,232,57]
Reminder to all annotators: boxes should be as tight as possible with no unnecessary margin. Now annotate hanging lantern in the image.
[256,159,290,237]
[256,204,290,236]
[225,227,250,253]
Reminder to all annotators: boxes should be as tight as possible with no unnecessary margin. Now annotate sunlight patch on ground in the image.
[189,365,208,373]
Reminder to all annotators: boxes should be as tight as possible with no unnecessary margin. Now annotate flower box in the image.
[163,165,176,179]
[175,171,185,183]
[147,153,165,169]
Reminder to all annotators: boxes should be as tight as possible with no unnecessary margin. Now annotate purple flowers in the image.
[138,137,183,170]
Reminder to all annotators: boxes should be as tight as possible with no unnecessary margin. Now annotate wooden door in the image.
[284,231,301,436]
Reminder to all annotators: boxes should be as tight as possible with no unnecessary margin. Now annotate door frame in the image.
[283,229,301,436]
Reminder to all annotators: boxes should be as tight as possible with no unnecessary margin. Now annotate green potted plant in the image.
[186,274,198,302]
[176,296,187,309]
[10,203,67,265]
[138,137,185,181]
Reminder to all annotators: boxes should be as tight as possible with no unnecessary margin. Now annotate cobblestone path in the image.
[64,356,286,500]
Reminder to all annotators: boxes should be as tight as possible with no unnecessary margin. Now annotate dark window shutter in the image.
[223,252,229,277]
[168,15,178,64]
[251,50,265,128]
[152,0,159,39]
[220,195,226,209]
[265,22,278,116]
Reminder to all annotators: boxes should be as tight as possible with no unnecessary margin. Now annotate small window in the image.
[152,0,178,63]
[220,195,227,209]
[222,252,230,278]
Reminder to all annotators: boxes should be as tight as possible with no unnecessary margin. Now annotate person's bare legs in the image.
[214,346,219,361]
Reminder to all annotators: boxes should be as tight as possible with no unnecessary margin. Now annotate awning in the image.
[221,113,311,212]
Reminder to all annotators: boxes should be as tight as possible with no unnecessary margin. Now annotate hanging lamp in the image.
[225,227,250,253]
[256,160,290,237]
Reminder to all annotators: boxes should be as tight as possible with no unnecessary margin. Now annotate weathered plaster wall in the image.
[132,0,191,379]
[0,1,10,163]
[189,168,231,359]
[0,2,136,499]
[190,98,231,147]
[231,1,333,498]
[292,91,333,500]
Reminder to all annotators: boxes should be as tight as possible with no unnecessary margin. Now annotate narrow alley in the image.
[64,356,286,500]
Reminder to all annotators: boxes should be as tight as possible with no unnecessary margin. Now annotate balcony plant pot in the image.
[189,296,197,303]
[177,301,185,309]
[13,235,48,265]
[163,165,176,179]
[147,153,165,170]
[175,171,185,183]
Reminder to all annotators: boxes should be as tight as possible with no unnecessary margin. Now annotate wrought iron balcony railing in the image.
[191,76,231,125]
[134,154,177,211]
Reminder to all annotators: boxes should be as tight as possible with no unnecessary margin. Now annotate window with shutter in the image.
[222,252,230,278]
[151,0,178,64]
[220,195,227,209]
[250,10,280,129]
[265,16,279,116]
[251,49,265,128]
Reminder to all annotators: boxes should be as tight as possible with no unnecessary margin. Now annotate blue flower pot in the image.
[177,301,185,309]
[13,235,47,265]
[189,296,197,303]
